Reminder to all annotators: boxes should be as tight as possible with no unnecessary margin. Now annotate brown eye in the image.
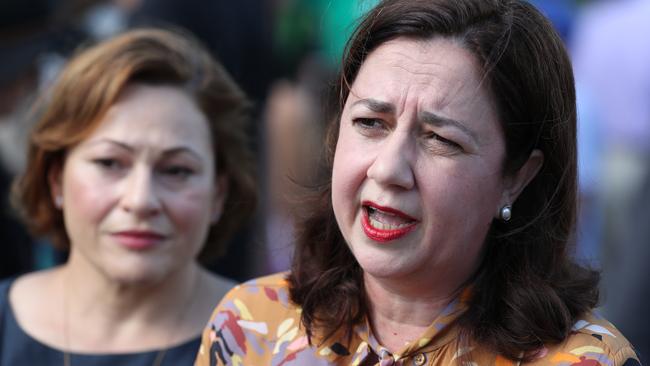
[353,118,384,129]
[93,158,124,170]
[160,165,194,179]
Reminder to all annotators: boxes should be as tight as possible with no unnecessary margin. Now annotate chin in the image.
[359,264,407,280]
[352,245,418,280]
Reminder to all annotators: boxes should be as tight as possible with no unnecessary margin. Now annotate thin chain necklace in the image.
[62,270,201,366]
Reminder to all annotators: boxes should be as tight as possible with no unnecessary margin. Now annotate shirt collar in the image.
[349,286,472,365]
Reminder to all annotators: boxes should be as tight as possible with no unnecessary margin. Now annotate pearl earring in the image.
[500,205,512,222]
[55,196,63,209]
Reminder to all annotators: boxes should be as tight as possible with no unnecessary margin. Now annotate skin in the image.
[10,84,234,352]
[331,37,542,352]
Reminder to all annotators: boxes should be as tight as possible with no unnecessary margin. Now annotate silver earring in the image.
[54,196,63,208]
[500,205,512,221]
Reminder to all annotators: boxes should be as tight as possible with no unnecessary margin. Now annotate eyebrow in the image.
[86,139,205,162]
[351,98,479,143]
[420,111,479,144]
[352,98,395,114]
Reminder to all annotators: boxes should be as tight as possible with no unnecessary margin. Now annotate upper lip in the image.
[111,230,167,238]
[362,200,418,221]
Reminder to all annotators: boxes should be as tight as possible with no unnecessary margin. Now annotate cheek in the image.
[462,166,504,212]
[331,153,350,227]
[165,187,215,235]
[62,167,116,225]
[420,163,502,225]
[331,134,371,221]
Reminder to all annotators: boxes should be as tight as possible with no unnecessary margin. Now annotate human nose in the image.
[120,166,161,217]
[366,130,415,190]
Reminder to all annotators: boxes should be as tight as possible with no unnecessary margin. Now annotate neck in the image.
[59,251,201,352]
[364,272,463,353]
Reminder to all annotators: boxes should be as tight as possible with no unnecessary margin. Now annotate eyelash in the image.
[93,158,123,170]
[92,158,195,178]
[424,131,462,150]
[352,118,390,137]
[353,118,385,129]
[160,166,194,178]
[352,118,462,150]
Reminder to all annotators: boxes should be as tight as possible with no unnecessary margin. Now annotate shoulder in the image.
[531,313,640,366]
[221,271,290,301]
[0,277,14,296]
[9,269,60,310]
[211,271,295,320]
[5,269,64,345]
[197,272,306,365]
[0,277,14,312]
[240,271,290,289]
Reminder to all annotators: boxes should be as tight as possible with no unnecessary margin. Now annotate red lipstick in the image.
[111,230,165,250]
[361,201,418,243]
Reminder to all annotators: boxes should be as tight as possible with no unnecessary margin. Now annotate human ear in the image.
[48,162,64,209]
[499,149,544,209]
[211,174,229,224]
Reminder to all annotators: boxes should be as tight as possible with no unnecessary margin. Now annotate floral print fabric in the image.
[194,273,640,366]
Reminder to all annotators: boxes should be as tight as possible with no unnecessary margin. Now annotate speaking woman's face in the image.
[332,37,511,289]
[52,84,226,285]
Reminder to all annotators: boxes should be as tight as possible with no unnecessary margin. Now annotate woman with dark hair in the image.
[0,28,256,365]
[196,1,640,365]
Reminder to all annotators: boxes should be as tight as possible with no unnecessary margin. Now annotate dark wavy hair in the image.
[13,28,257,263]
[288,0,599,361]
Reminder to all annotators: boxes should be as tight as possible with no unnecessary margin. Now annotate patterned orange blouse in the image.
[195,273,640,366]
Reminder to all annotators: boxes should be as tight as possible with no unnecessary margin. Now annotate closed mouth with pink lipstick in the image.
[361,201,419,242]
[111,230,167,250]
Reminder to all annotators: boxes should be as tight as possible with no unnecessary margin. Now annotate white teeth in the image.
[368,216,413,230]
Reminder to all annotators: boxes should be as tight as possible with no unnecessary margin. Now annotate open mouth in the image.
[361,202,418,242]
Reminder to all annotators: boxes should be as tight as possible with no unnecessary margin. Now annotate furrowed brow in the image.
[420,111,479,144]
[352,98,395,114]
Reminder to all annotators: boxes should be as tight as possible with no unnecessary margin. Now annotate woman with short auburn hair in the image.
[1,28,256,365]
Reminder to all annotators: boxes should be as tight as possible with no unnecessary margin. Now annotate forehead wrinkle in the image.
[354,38,498,130]
[386,51,452,78]
[384,52,469,113]
[83,137,205,162]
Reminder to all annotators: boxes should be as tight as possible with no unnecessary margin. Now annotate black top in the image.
[0,278,200,365]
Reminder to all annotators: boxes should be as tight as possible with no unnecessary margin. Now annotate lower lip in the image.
[361,209,417,243]
[111,234,164,250]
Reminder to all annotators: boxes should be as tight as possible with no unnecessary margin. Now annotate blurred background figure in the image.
[263,55,333,272]
[2,28,256,365]
[1,0,274,282]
